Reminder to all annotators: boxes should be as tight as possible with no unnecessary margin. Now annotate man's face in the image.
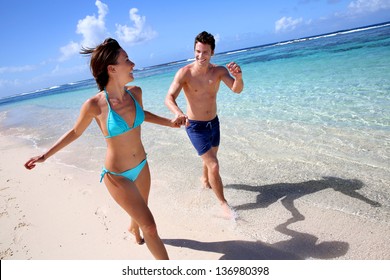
[194,42,214,66]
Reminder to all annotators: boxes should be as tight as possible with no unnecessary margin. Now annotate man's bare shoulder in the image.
[212,64,228,72]
[207,64,229,79]
[175,63,194,81]
[179,63,194,73]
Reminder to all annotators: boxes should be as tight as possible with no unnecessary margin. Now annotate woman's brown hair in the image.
[80,38,122,91]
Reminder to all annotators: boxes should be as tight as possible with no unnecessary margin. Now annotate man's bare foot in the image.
[128,226,145,245]
[221,202,237,220]
[200,177,212,189]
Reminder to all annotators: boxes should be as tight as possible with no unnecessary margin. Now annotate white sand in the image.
[1,134,390,260]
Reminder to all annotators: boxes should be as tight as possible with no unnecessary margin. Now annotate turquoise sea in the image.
[1,23,389,132]
[1,22,389,257]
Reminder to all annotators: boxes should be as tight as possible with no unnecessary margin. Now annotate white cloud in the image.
[59,2,156,61]
[115,8,157,45]
[59,0,109,61]
[59,41,80,62]
[76,0,109,47]
[214,33,221,44]
[0,65,36,74]
[348,0,390,14]
[50,64,88,76]
[0,78,20,88]
[275,17,304,33]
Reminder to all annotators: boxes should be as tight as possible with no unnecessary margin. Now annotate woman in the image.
[24,38,177,260]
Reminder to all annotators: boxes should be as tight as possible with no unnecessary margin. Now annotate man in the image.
[165,31,244,218]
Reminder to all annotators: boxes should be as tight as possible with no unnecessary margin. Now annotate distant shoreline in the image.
[1,21,389,103]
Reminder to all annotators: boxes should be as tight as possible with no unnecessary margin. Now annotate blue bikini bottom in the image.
[100,158,147,183]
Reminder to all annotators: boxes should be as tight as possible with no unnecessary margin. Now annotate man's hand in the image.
[173,114,189,127]
[227,62,242,78]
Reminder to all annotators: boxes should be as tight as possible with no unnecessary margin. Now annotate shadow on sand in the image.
[164,177,381,259]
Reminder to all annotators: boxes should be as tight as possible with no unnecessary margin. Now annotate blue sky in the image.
[1,0,389,98]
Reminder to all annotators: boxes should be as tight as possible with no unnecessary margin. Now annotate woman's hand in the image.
[172,114,189,127]
[24,155,45,170]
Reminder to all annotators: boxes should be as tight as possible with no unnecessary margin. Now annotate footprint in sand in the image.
[0,248,14,259]
[7,197,16,207]
[95,206,108,217]
[123,234,132,241]
[81,189,92,195]
[13,222,29,244]
[0,211,8,218]
[95,206,109,231]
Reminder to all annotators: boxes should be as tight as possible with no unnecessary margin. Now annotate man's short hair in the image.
[194,31,215,51]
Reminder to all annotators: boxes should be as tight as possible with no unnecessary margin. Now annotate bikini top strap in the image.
[104,88,112,109]
[125,88,137,102]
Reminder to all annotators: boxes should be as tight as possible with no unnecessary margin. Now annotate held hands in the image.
[170,119,181,128]
[226,62,242,78]
[172,114,189,127]
[24,154,45,170]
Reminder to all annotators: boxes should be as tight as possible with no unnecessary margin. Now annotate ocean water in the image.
[1,23,390,254]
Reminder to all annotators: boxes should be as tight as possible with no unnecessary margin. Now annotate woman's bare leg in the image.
[104,172,169,260]
[128,163,151,244]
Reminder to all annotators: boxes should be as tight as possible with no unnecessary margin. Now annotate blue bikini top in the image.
[104,88,145,139]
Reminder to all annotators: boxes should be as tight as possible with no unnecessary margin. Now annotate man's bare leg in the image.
[201,162,212,189]
[201,147,234,218]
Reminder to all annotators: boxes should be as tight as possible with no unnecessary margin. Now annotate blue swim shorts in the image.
[185,116,220,156]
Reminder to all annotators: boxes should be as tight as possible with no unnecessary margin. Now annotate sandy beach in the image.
[0,134,239,260]
[1,131,389,261]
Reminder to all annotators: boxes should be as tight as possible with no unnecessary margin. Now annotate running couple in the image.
[24,31,243,260]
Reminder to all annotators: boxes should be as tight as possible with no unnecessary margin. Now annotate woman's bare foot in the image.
[128,225,145,245]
